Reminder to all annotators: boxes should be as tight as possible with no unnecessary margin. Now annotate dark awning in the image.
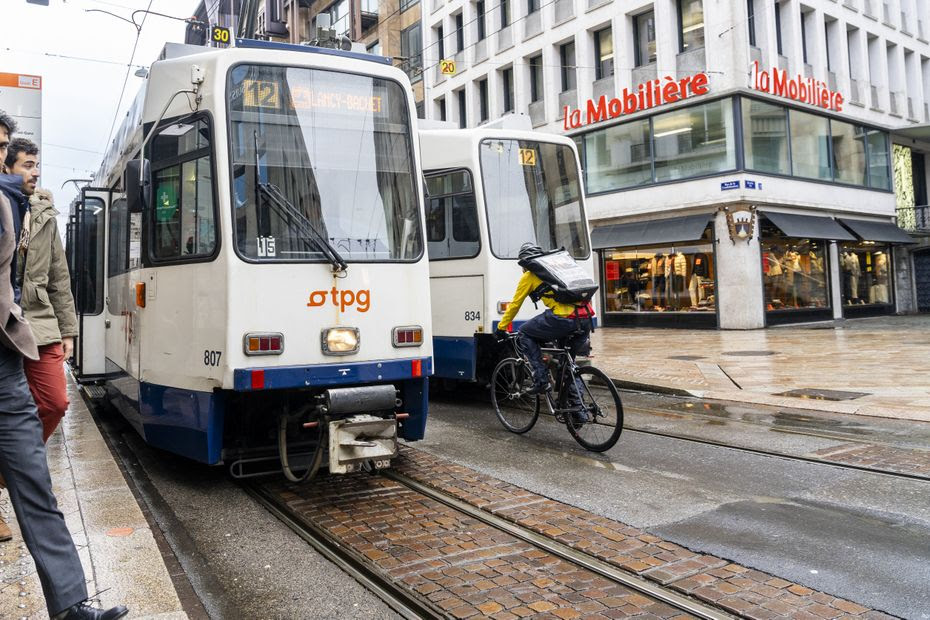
[590,214,713,250]
[838,218,915,244]
[761,211,856,241]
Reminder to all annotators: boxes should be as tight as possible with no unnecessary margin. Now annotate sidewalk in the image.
[591,314,930,422]
[0,377,187,619]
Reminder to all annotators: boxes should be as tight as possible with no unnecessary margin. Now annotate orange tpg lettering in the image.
[307,288,371,313]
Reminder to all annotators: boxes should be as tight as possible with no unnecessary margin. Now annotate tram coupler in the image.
[328,414,398,473]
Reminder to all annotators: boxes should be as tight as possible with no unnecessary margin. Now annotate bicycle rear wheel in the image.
[491,357,540,434]
[562,366,623,452]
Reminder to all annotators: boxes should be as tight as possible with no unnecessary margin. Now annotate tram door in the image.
[71,188,109,379]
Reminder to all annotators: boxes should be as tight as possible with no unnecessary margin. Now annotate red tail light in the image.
[393,326,424,347]
[411,359,422,377]
[251,369,265,389]
[244,333,284,356]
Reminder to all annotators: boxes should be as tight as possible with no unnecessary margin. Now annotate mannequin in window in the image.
[842,251,861,302]
[783,249,801,307]
[671,251,687,308]
[870,251,890,303]
[651,253,666,307]
[689,252,709,307]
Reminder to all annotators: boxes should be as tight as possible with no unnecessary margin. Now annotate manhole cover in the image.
[722,350,777,356]
[777,388,870,401]
[668,355,705,361]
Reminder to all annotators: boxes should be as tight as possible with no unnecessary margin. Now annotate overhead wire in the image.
[0,47,148,70]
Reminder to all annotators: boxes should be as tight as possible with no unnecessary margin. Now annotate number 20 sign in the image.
[440,59,456,75]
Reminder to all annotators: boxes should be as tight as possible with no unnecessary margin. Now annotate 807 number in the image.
[204,350,222,366]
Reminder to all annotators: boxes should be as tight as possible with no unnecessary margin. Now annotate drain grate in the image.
[777,388,870,401]
[722,350,777,357]
[668,355,706,361]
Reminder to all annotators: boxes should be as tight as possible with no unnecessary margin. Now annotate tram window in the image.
[107,198,129,278]
[76,198,105,316]
[150,117,217,262]
[424,169,479,260]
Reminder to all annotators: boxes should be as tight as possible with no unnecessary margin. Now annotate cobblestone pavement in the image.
[590,315,930,422]
[260,446,897,619]
[808,442,930,476]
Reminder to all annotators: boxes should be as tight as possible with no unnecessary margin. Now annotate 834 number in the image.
[464,311,481,321]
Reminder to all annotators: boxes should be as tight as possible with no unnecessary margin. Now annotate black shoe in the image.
[526,381,551,395]
[569,405,590,424]
[59,602,129,620]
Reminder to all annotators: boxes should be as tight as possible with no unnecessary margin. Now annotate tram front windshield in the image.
[479,139,589,260]
[228,64,422,261]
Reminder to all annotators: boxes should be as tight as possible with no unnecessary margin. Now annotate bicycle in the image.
[490,332,623,452]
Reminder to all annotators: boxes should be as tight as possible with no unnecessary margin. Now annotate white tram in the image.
[418,119,594,384]
[66,40,432,478]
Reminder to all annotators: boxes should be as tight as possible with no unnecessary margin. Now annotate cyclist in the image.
[496,243,595,418]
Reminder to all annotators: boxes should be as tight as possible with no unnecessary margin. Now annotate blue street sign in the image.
[745,180,756,189]
[720,180,740,191]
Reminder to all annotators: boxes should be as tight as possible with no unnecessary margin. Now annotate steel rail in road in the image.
[243,482,437,620]
[384,470,735,620]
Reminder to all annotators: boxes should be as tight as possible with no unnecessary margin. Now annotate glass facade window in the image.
[760,220,830,311]
[840,242,892,306]
[742,98,789,175]
[653,99,736,182]
[458,89,467,128]
[528,0,538,13]
[436,26,444,60]
[455,13,464,51]
[678,0,704,52]
[501,0,509,27]
[602,234,716,314]
[634,11,656,66]
[529,55,543,102]
[560,41,576,92]
[867,130,891,190]
[830,119,866,186]
[502,68,514,113]
[594,28,614,80]
[747,0,756,47]
[478,79,489,122]
[789,109,831,181]
[400,23,422,80]
[476,0,486,40]
[584,119,652,193]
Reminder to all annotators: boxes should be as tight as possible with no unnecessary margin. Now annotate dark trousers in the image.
[0,346,87,615]
[517,310,590,399]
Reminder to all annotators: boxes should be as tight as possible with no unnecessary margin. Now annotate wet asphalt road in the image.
[418,389,930,619]
[94,389,930,619]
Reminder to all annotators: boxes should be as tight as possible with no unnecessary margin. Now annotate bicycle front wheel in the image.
[562,366,623,452]
[491,357,540,434]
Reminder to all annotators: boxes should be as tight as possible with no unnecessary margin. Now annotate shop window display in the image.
[840,242,892,305]
[760,221,829,311]
[603,241,715,313]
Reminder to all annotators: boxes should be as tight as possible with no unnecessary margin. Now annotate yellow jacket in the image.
[498,271,574,330]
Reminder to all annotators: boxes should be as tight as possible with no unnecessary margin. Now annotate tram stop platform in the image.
[591,314,930,422]
[0,375,188,619]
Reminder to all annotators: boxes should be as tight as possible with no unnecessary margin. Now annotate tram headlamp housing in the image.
[322,327,360,355]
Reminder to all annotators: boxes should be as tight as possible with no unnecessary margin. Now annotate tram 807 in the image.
[418,120,594,384]
[66,40,432,480]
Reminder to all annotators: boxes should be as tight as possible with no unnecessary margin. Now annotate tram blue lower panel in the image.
[139,383,225,465]
[433,337,477,381]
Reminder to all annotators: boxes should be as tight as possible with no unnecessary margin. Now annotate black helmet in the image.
[518,242,544,261]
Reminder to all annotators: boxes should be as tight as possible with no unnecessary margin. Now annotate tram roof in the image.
[234,39,393,66]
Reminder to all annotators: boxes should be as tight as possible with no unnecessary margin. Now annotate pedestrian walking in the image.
[0,111,127,619]
[6,138,78,444]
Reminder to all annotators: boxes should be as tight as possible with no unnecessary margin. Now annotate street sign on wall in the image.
[0,73,42,146]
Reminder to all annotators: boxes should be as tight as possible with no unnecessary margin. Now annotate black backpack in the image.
[518,248,598,306]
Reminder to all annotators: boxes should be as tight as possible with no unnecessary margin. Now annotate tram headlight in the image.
[322,327,360,355]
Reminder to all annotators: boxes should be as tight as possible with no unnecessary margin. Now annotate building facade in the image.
[425,0,930,328]
[186,0,426,111]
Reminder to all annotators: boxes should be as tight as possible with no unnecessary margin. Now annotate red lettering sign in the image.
[749,61,843,112]
[605,261,620,281]
[563,72,711,130]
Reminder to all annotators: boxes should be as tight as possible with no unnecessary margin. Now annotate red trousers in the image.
[23,343,69,443]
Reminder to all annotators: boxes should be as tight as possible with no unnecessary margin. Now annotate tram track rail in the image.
[246,470,735,620]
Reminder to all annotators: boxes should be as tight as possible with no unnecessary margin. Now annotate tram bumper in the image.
[328,415,398,474]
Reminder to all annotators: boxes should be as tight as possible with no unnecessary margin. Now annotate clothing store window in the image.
[653,99,736,182]
[677,0,704,53]
[867,130,891,190]
[830,119,867,186]
[760,220,830,312]
[789,108,831,181]
[742,98,789,175]
[634,11,657,66]
[839,242,893,306]
[584,118,652,192]
[602,229,715,314]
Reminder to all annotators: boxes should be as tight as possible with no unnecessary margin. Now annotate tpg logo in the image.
[307,288,371,312]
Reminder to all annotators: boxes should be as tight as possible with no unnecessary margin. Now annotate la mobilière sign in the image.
[563,62,843,131]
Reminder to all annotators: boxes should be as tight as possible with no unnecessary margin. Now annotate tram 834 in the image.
[419,120,594,384]
[66,40,432,480]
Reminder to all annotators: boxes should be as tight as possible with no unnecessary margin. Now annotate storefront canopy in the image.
[761,211,856,241]
[590,214,714,250]
[838,218,915,244]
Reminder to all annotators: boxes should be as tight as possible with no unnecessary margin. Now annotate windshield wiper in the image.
[253,132,348,272]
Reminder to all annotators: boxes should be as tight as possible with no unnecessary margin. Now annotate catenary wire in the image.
[0,47,148,70]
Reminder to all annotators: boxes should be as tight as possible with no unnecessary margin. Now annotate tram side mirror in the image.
[125,159,152,214]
